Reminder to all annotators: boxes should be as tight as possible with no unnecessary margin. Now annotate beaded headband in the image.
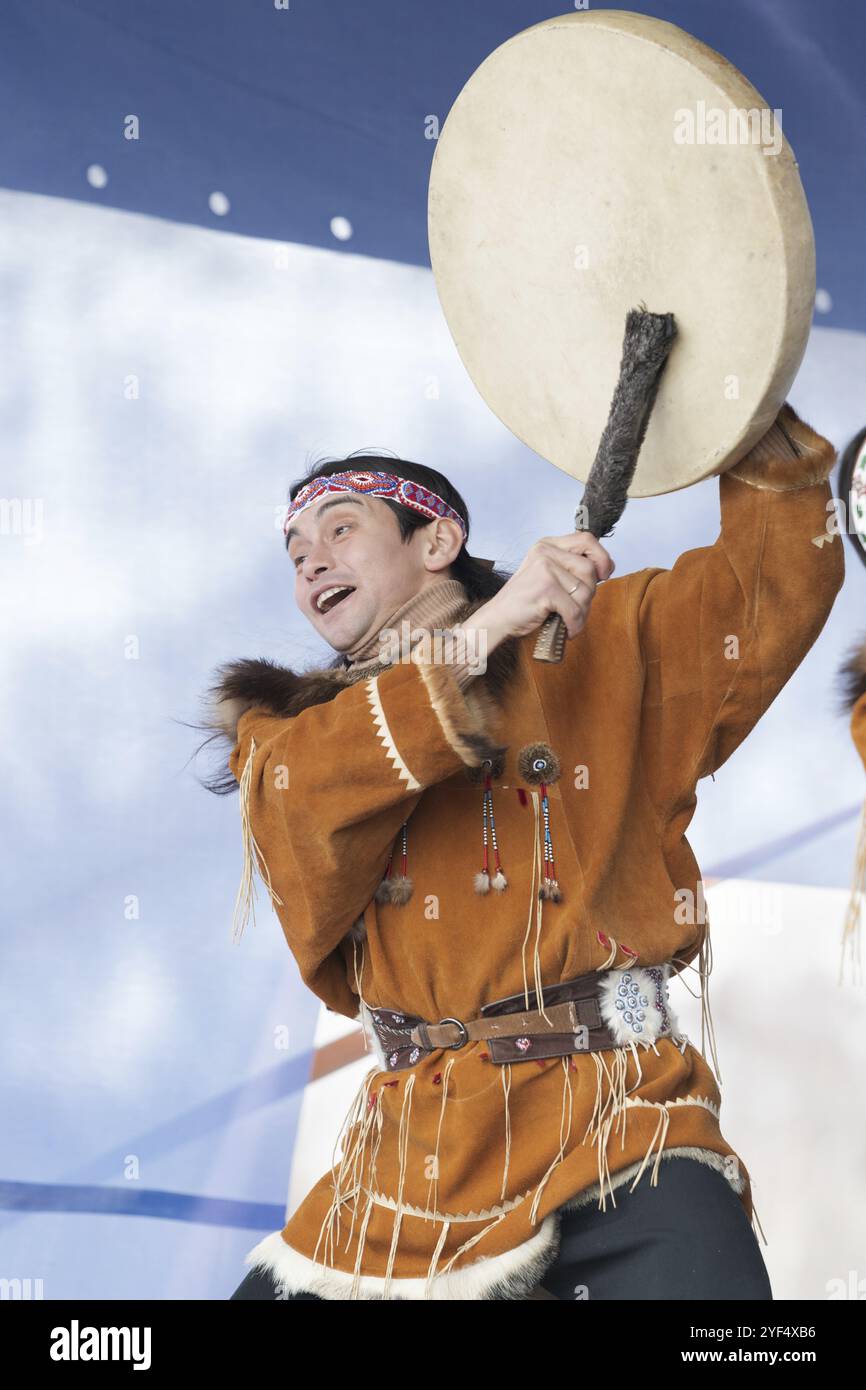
[283,469,468,541]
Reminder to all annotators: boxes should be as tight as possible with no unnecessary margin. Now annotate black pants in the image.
[230,1156,772,1300]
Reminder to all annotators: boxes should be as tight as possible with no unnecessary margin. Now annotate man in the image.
[204,403,843,1300]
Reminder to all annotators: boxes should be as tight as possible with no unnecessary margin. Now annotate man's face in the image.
[286,490,455,653]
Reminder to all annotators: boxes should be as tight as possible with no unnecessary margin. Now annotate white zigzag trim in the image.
[243,1216,559,1301]
[622,1093,721,1120]
[365,675,422,791]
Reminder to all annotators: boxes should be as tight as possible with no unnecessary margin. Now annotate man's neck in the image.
[342,576,471,670]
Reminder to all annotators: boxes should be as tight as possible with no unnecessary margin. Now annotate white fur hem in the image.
[557,1146,746,1214]
[243,1215,559,1301]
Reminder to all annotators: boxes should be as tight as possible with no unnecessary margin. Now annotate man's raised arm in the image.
[628,404,845,825]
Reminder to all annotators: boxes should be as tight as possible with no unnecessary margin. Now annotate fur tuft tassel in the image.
[490,869,508,891]
[375,873,414,905]
[376,822,413,906]
[474,870,491,894]
[374,878,394,904]
[387,873,414,906]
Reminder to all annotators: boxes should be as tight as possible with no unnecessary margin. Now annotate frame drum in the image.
[428,9,816,495]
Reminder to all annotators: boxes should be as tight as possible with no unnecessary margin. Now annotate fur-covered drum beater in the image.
[428,8,817,661]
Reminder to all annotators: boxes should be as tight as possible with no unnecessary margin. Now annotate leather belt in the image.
[364,964,677,1071]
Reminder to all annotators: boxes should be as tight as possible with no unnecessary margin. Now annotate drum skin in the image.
[428,9,816,496]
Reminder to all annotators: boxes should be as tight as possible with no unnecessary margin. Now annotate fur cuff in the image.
[204,693,259,745]
[409,642,508,770]
[202,657,348,746]
[727,403,838,492]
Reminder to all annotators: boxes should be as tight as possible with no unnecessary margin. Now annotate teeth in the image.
[316,585,353,613]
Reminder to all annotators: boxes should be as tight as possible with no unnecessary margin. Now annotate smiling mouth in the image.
[316,585,356,615]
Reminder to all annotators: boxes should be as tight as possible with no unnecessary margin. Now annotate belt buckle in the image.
[437,1016,469,1049]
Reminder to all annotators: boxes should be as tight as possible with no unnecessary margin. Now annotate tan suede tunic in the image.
[224,416,844,1298]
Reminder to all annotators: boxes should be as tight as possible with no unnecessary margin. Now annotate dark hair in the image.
[287,448,509,607]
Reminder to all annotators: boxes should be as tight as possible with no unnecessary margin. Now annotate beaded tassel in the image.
[474,771,508,893]
[375,820,413,905]
[516,743,564,905]
[538,781,562,902]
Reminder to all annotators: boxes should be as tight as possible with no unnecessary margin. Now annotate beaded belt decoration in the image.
[363,963,681,1071]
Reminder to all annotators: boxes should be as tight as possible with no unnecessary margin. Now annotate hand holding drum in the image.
[468,532,616,654]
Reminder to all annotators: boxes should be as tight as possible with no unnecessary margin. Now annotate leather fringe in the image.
[233,736,284,943]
